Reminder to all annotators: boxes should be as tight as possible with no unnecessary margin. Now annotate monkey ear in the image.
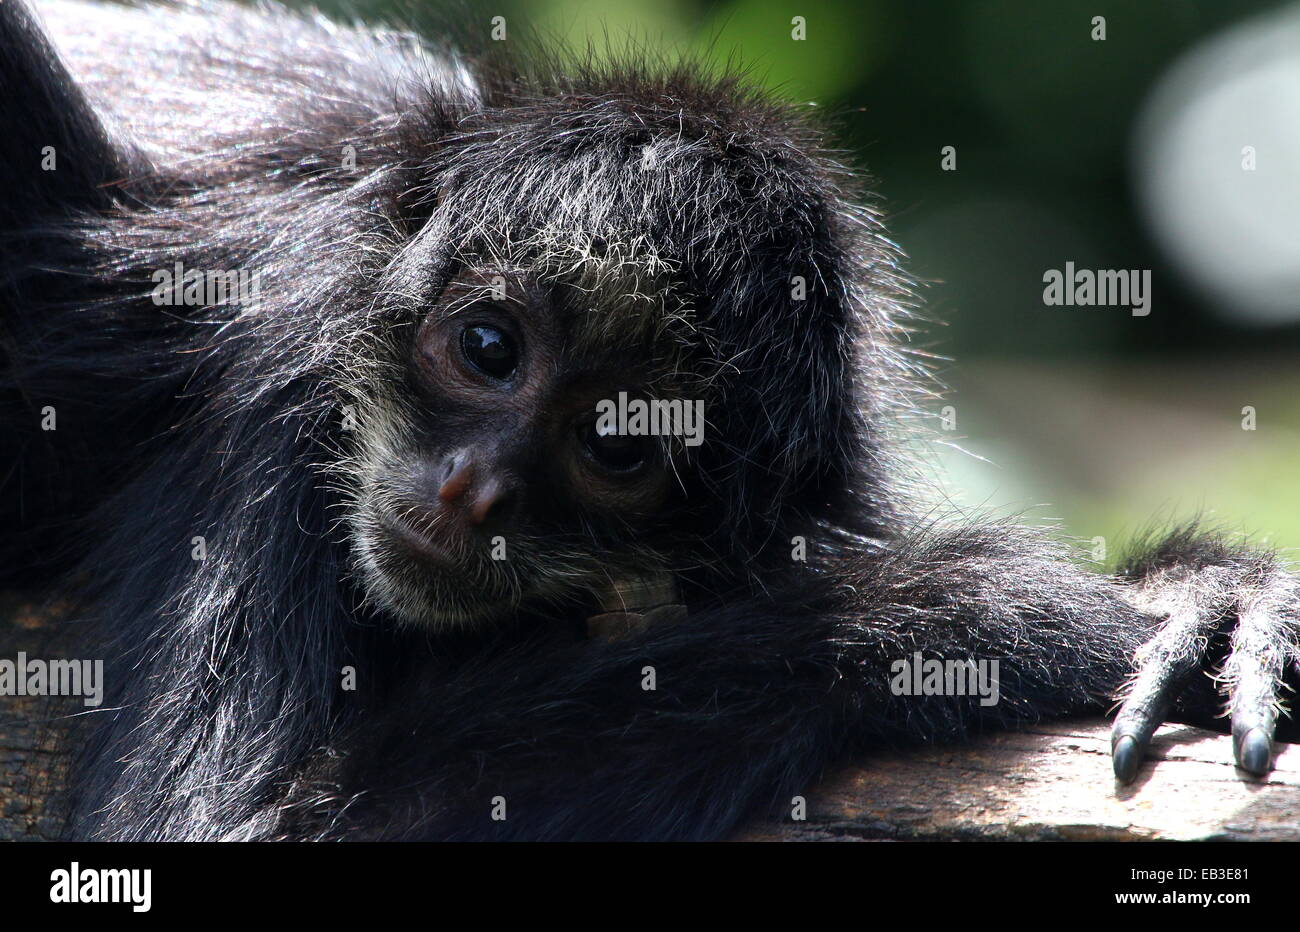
[0,0,134,228]
[378,197,459,313]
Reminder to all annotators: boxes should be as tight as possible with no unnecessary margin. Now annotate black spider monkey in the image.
[1,0,1296,841]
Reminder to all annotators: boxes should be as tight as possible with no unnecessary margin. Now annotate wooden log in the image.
[0,594,78,841]
[737,721,1300,841]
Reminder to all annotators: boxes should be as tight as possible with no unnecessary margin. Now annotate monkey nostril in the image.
[467,479,516,529]
[437,460,474,505]
[433,458,518,531]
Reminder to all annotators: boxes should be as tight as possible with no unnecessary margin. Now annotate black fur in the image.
[1,0,1296,841]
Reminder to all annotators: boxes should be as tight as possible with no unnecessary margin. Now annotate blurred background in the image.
[319,0,1300,557]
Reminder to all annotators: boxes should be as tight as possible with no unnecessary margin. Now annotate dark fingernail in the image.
[1239,728,1272,775]
[1113,734,1141,783]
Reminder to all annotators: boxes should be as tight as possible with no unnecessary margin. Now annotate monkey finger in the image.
[1112,611,1210,783]
[1226,666,1278,775]
[1224,595,1293,776]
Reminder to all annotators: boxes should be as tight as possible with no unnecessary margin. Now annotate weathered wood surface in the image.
[0,594,78,840]
[738,722,1300,841]
[2,597,1298,841]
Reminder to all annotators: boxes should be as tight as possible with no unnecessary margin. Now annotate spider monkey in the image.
[1,0,1296,841]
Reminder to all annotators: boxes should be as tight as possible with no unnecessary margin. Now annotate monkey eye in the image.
[460,325,517,380]
[579,420,650,474]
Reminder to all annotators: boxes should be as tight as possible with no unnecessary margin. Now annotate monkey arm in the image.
[289,524,1150,840]
[295,522,1298,841]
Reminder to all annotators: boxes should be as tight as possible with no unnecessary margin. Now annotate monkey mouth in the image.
[376,511,463,573]
[365,513,518,625]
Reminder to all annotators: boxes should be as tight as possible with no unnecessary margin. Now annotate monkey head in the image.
[335,73,889,627]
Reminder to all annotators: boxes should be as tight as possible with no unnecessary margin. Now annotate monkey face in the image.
[343,257,704,628]
[333,98,870,627]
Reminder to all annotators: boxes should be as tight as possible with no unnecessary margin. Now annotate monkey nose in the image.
[438,461,515,529]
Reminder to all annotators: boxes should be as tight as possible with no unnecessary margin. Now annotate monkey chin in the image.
[354,515,524,630]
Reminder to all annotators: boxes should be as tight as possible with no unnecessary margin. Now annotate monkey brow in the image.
[555,269,709,391]
[453,230,707,377]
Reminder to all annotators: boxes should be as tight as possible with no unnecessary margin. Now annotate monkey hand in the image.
[1111,543,1300,783]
